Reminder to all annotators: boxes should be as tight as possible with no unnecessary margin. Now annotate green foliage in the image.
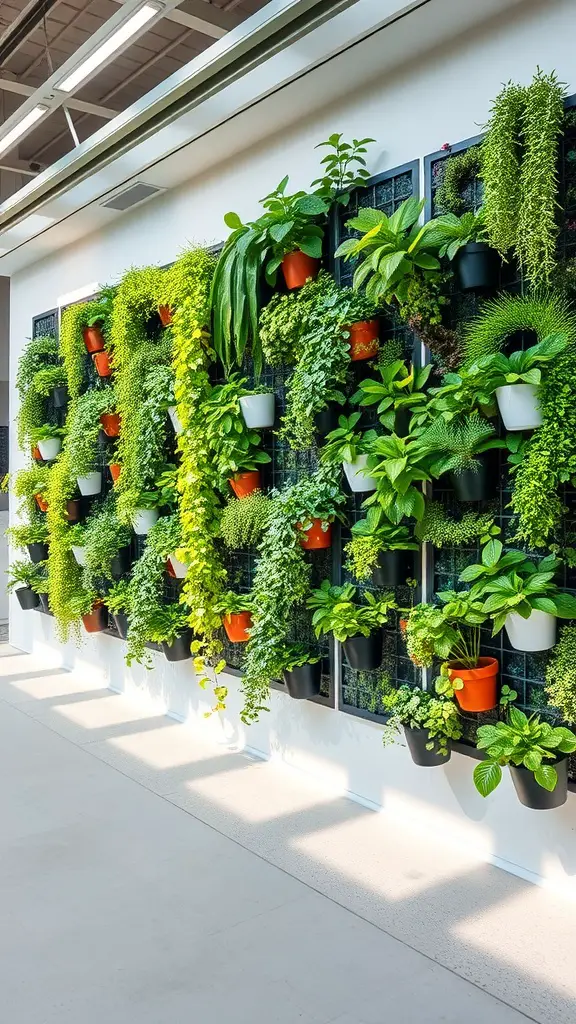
[381,681,463,756]
[420,413,505,477]
[203,374,271,486]
[220,492,273,549]
[7,517,48,547]
[46,450,85,642]
[434,146,482,215]
[345,507,418,581]
[435,209,487,260]
[31,424,65,442]
[321,413,376,466]
[80,494,131,587]
[353,359,431,432]
[365,433,432,523]
[13,465,50,501]
[311,133,374,205]
[474,706,576,797]
[415,502,499,548]
[60,302,97,402]
[148,602,191,645]
[214,591,254,616]
[463,292,576,364]
[125,515,181,666]
[66,389,112,478]
[307,580,396,642]
[459,333,568,402]
[545,626,576,723]
[6,559,47,593]
[480,81,525,256]
[405,595,486,668]
[105,579,130,614]
[32,366,67,396]
[16,335,60,447]
[473,547,576,635]
[275,642,320,673]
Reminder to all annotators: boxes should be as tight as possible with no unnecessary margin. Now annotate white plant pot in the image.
[71,545,87,567]
[76,471,102,496]
[505,609,556,652]
[37,437,61,461]
[169,554,189,579]
[343,454,377,493]
[239,393,275,429]
[495,384,542,431]
[168,406,183,434]
[132,508,159,536]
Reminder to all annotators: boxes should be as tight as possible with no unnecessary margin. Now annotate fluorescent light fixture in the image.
[0,105,48,158]
[57,3,161,94]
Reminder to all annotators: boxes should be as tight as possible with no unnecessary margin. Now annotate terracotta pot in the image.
[298,519,332,550]
[31,444,42,461]
[100,412,121,437]
[158,304,173,327]
[229,470,261,499]
[82,325,105,353]
[92,350,112,377]
[82,601,108,633]
[448,656,499,713]
[399,618,408,636]
[281,250,320,289]
[109,463,121,484]
[65,499,81,523]
[223,611,252,643]
[34,493,48,512]
[347,320,379,361]
[166,559,176,579]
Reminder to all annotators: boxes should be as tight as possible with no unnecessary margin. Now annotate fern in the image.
[463,292,576,364]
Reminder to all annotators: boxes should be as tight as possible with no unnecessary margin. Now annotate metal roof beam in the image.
[0,76,120,119]
[0,0,63,65]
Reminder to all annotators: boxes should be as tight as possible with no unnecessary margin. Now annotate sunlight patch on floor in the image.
[56,693,158,729]
[107,723,232,770]
[184,760,334,823]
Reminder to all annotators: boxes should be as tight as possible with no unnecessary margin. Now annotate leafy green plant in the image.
[6,560,47,593]
[434,145,482,215]
[311,133,374,205]
[30,425,65,443]
[125,515,182,666]
[15,335,60,447]
[545,625,576,723]
[463,292,576,364]
[46,450,85,641]
[275,642,320,673]
[473,707,576,797]
[6,518,48,547]
[214,591,254,618]
[32,366,67,397]
[220,492,272,549]
[480,80,525,257]
[307,580,396,642]
[352,359,431,431]
[405,594,486,668]
[477,552,576,636]
[13,466,51,516]
[420,414,505,479]
[381,681,463,757]
[203,374,271,488]
[435,209,487,260]
[469,332,568,393]
[148,602,191,646]
[80,494,131,586]
[345,507,418,581]
[105,579,130,615]
[320,413,376,466]
[364,433,432,523]
[83,286,116,335]
[415,502,499,548]
[116,363,175,523]
[426,364,498,422]
[60,301,98,402]
[66,389,112,478]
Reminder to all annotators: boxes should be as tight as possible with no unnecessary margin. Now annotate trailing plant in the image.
[203,374,271,489]
[414,502,499,548]
[105,579,130,615]
[308,580,396,642]
[434,145,482,215]
[66,389,112,478]
[545,625,576,723]
[352,359,431,432]
[6,560,47,593]
[420,414,505,479]
[60,302,99,401]
[32,365,67,397]
[405,594,487,668]
[364,433,432,523]
[125,515,181,666]
[220,492,273,549]
[83,285,116,337]
[473,706,576,797]
[80,494,132,587]
[46,450,85,641]
[16,335,59,399]
[480,80,525,257]
[381,681,463,756]
[13,465,51,504]
[116,359,174,523]
[345,507,418,581]
[155,464,179,511]
[16,336,60,447]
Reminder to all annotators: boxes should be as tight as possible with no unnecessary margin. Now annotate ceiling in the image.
[0,0,268,198]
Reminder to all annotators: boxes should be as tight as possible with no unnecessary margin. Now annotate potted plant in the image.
[220,491,272,549]
[345,507,419,586]
[82,293,113,353]
[6,560,45,611]
[65,497,82,523]
[468,332,568,431]
[321,413,378,493]
[277,643,321,699]
[291,471,346,552]
[473,704,576,809]
[7,520,49,564]
[365,433,432,523]
[109,460,121,484]
[215,591,254,643]
[353,359,432,434]
[203,375,272,495]
[239,385,275,430]
[31,364,68,409]
[308,580,396,670]
[381,678,463,766]
[105,580,130,639]
[70,590,108,633]
[436,209,500,291]
[158,304,173,327]
[66,389,112,497]
[148,602,193,662]
[76,471,102,497]
[92,350,112,377]
[420,413,506,501]
[100,411,121,437]
[131,491,161,535]
[79,495,132,582]
[31,425,65,462]
[68,523,87,567]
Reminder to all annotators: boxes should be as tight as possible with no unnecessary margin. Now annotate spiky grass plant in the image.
[463,292,576,365]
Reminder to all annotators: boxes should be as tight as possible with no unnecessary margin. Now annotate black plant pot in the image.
[456,242,500,292]
[343,630,383,670]
[283,661,321,699]
[110,546,132,580]
[404,726,450,767]
[314,403,342,438]
[394,408,411,438]
[38,592,51,614]
[16,586,39,611]
[52,385,69,409]
[113,612,129,640]
[27,542,49,564]
[509,759,568,810]
[451,461,493,502]
[162,629,193,662]
[372,549,411,588]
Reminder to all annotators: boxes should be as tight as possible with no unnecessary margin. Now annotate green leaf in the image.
[269,221,294,243]
[473,761,502,797]
[224,211,243,230]
[534,764,558,792]
[299,236,323,259]
[295,195,328,216]
[482,539,503,568]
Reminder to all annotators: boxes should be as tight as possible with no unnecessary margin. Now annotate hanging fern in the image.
[480,81,525,256]
[435,146,482,215]
[463,292,576,364]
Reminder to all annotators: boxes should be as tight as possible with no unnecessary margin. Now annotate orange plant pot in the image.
[82,601,108,634]
[223,611,252,643]
[347,320,380,361]
[229,470,261,499]
[109,463,121,483]
[158,304,173,327]
[100,412,121,437]
[31,444,42,461]
[281,250,320,289]
[93,351,112,377]
[399,618,408,636]
[82,325,105,353]
[166,559,176,579]
[34,493,48,512]
[298,519,332,550]
[448,657,499,712]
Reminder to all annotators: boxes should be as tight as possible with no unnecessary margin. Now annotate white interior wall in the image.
[8,0,576,895]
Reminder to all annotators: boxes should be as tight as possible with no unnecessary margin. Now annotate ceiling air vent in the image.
[101,182,164,211]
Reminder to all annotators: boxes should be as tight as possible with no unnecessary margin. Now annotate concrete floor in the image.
[1,647,575,1023]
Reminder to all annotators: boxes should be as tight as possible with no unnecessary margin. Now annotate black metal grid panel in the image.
[332,161,421,720]
[32,309,58,339]
[423,135,484,220]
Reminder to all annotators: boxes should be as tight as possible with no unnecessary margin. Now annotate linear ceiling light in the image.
[57,3,162,94]
[0,104,48,157]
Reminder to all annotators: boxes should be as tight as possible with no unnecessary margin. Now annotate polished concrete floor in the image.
[0,645,574,1023]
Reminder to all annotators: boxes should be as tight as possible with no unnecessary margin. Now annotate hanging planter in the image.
[92,351,112,377]
[314,403,341,437]
[109,463,121,484]
[495,384,542,431]
[372,549,411,588]
[52,385,68,409]
[27,543,48,564]
[34,493,48,512]
[347,319,379,361]
[455,243,500,292]
[343,455,377,493]
[113,611,129,640]
[38,592,51,614]
[505,610,556,652]
[31,444,42,461]
[76,471,102,496]
[451,461,492,502]
[15,586,39,611]
[281,250,320,289]
[283,661,321,699]
[71,545,87,567]
[298,519,332,550]
[37,437,62,461]
[399,617,408,636]
[223,611,252,643]
[448,657,499,712]
[82,324,105,353]
[168,553,189,579]
[404,726,451,767]
[100,412,121,437]
[65,499,81,523]
[229,470,261,498]
[510,758,568,810]
[239,393,275,429]
[162,629,193,662]
[168,406,183,434]
[82,601,108,633]
[158,304,173,327]
[132,508,159,535]
[110,547,131,580]
[343,629,383,671]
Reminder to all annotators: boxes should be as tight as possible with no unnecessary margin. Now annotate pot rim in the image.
[447,656,498,680]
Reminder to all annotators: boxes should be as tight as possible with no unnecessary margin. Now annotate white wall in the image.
[8,0,576,895]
